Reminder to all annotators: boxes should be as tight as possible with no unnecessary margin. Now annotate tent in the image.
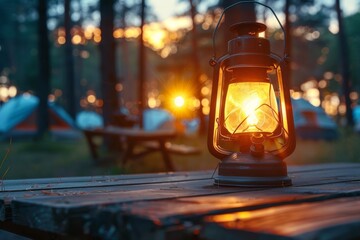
[291,98,338,140]
[76,111,104,130]
[354,106,360,133]
[0,94,39,132]
[143,108,174,131]
[0,94,79,139]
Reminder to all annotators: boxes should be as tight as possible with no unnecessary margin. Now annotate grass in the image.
[0,129,359,180]
[0,136,116,179]
[288,130,360,165]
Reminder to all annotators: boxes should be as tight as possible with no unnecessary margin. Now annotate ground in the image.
[0,129,359,180]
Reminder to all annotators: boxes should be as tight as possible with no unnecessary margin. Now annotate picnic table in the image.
[0,163,359,239]
[83,126,200,171]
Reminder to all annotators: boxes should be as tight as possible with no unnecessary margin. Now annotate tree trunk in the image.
[189,0,206,135]
[37,0,50,137]
[64,0,76,119]
[99,0,119,126]
[119,0,128,108]
[335,0,354,127]
[138,0,146,128]
[284,0,292,87]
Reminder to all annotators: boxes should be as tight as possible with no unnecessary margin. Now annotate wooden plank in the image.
[288,163,360,173]
[201,196,360,240]
[289,166,360,186]
[0,171,213,192]
[1,162,358,193]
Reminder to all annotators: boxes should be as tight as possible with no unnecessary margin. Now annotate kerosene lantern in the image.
[208,2,296,187]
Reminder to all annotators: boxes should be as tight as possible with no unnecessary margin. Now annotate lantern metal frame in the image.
[208,1,296,187]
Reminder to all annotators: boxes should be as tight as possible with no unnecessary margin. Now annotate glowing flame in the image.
[224,82,279,133]
[243,95,260,126]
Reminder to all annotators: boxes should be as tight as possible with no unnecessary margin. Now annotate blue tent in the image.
[143,108,174,131]
[0,94,39,133]
[292,98,338,140]
[76,111,104,130]
[49,102,77,129]
[0,94,78,138]
[354,106,360,133]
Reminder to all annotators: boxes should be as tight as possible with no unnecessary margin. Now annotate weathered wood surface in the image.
[0,163,359,240]
[202,197,360,240]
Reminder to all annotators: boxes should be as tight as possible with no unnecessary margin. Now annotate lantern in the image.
[208,2,296,187]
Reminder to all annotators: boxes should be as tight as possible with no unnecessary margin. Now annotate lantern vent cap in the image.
[230,22,266,37]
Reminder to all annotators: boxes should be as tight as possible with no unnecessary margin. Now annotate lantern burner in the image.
[250,133,265,157]
[230,22,266,37]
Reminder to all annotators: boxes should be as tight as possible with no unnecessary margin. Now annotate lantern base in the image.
[214,175,291,187]
[214,154,292,187]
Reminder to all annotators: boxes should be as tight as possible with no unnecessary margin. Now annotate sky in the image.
[148,0,185,20]
[77,0,359,32]
[322,0,359,16]
[146,0,359,35]
[148,0,359,21]
[148,0,217,21]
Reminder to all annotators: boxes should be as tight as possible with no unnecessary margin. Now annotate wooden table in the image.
[83,126,178,171]
[0,163,359,239]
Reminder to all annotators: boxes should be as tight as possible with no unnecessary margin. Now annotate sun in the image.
[174,96,185,108]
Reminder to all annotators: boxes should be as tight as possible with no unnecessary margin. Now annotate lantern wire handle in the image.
[211,162,220,179]
[212,1,287,60]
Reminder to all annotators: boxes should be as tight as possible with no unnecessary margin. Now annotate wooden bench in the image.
[83,126,200,171]
[142,141,201,155]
